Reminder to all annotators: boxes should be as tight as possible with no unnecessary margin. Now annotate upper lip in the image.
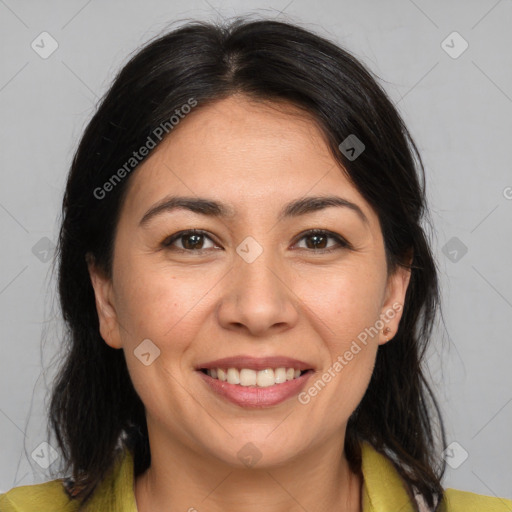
[196,355,314,371]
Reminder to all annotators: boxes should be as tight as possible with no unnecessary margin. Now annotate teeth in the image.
[227,368,240,384]
[256,369,274,387]
[205,367,305,387]
[240,369,256,386]
[274,367,287,384]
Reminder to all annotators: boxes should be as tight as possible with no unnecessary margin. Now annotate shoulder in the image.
[0,446,137,512]
[439,487,512,511]
[0,479,78,512]
[359,441,511,512]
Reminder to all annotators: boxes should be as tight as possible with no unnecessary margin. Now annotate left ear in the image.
[86,251,123,350]
[378,253,413,346]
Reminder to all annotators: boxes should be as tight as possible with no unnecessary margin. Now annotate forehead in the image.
[120,95,377,228]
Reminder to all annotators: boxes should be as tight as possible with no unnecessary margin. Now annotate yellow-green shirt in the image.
[1,441,510,511]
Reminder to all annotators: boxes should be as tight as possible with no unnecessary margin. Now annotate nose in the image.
[216,249,299,337]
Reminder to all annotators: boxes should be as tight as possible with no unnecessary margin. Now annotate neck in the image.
[134,424,362,512]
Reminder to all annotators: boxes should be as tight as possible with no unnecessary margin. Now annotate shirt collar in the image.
[84,447,138,512]
[360,440,417,512]
[87,441,417,511]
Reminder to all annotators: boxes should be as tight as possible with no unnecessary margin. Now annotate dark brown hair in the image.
[49,15,446,510]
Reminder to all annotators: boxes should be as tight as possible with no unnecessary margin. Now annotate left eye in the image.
[294,230,349,251]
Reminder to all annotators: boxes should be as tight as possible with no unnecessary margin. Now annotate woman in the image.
[1,16,510,512]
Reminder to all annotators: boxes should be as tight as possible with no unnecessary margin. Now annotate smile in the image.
[200,367,306,387]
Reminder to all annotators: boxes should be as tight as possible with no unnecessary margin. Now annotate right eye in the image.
[161,229,220,252]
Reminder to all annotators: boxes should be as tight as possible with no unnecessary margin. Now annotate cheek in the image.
[113,254,220,347]
[114,258,215,406]
[293,262,385,341]
[292,264,383,403]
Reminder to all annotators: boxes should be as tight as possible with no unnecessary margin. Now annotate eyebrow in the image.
[139,195,369,227]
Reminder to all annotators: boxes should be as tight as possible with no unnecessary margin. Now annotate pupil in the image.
[307,234,326,249]
[184,234,202,249]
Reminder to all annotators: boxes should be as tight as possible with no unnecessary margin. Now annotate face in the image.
[88,94,410,469]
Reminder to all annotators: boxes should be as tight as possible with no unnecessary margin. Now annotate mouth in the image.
[195,356,315,408]
[198,367,312,387]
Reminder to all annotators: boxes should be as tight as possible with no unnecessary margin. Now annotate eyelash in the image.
[161,228,351,254]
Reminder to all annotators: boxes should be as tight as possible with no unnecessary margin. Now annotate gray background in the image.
[1,0,511,501]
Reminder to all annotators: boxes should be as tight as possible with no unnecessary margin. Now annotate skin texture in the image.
[88,94,411,512]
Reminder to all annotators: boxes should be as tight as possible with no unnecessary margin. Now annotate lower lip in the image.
[197,370,313,408]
